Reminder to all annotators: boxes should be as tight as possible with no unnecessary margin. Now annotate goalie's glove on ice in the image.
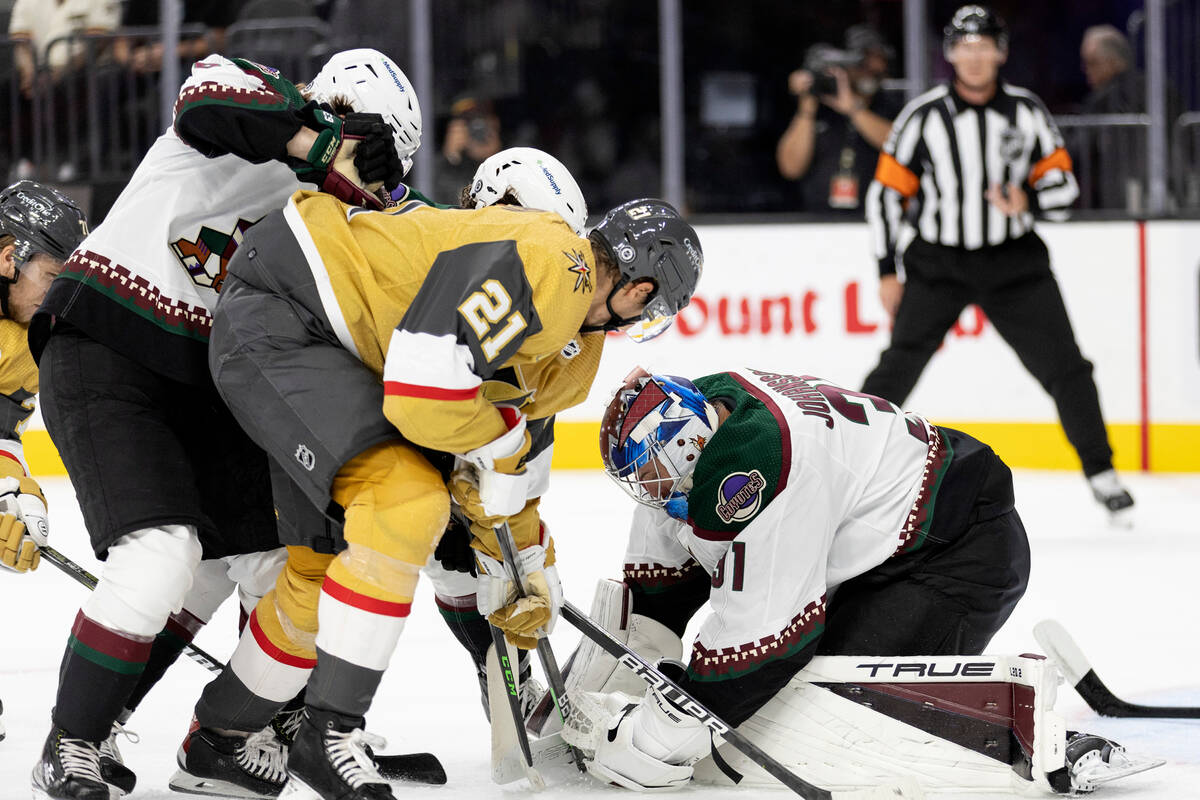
[0,475,48,572]
[290,102,402,207]
[474,530,561,651]
[589,660,711,791]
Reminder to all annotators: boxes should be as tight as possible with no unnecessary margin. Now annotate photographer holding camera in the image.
[435,94,503,203]
[776,26,900,214]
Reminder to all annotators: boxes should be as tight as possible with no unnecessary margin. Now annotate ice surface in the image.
[1,471,1197,799]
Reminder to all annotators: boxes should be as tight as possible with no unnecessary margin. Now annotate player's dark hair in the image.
[457,186,519,209]
[298,88,354,117]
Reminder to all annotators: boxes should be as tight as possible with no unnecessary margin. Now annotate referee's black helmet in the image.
[944,5,1009,55]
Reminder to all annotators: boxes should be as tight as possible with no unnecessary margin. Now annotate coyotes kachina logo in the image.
[564,249,591,293]
[715,469,766,523]
[171,217,260,291]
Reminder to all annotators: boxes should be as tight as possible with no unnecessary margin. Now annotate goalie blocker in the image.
[546,580,1163,795]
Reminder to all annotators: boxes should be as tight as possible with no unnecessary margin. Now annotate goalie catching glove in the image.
[0,475,48,573]
[290,102,405,208]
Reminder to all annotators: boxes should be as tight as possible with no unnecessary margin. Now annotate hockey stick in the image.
[488,625,546,789]
[40,545,224,673]
[42,545,449,783]
[1034,619,1200,719]
[493,523,588,773]
[561,601,922,800]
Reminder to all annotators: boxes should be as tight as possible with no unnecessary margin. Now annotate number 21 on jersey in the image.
[458,279,527,362]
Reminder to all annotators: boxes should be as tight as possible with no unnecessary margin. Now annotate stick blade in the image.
[376,752,447,785]
[1033,618,1091,686]
[487,641,545,789]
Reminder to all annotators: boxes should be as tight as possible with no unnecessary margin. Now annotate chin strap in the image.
[0,273,13,318]
[579,277,641,334]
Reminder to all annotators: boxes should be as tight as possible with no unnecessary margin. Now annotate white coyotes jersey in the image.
[623,368,948,681]
[76,55,308,322]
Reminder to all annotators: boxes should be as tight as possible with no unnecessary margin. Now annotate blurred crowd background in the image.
[1,0,1196,223]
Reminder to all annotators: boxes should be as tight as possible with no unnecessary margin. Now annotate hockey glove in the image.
[0,475,48,573]
[452,411,532,520]
[434,507,477,576]
[589,660,711,791]
[474,528,561,651]
[290,102,402,208]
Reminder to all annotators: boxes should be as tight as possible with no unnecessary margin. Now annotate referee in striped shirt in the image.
[861,5,1134,521]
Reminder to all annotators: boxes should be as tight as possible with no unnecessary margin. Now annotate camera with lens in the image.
[466,117,491,143]
[803,43,861,97]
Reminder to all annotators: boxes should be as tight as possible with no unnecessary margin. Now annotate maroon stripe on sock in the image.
[165,609,204,641]
[70,611,154,662]
[434,593,478,613]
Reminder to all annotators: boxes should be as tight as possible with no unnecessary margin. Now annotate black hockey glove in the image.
[435,508,477,576]
[342,114,405,191]
[290,103,403,206]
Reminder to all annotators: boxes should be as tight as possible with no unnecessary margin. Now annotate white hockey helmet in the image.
[307,49,422,176]
[468,147,588,235]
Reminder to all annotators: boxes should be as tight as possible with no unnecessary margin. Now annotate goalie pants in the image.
[683,427,1030,726]
[197,220,452,728]
[861,233,1115,478]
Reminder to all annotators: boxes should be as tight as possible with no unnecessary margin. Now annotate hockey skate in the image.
[1088,470,1134,527]
[1048,732,1165,793]
[169,723,288,798]
[279,708,394,800]
[99,721,138,796]
[31,726,110,800]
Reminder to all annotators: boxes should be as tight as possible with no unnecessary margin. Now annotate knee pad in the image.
[423,553,478,599]
[332,442,450,572]
[181,557,238,623]
[225,548,289,614]
[82,524,203,637]
[270,546,334,646]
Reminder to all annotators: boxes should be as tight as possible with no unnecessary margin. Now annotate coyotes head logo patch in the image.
[172,217,261,291]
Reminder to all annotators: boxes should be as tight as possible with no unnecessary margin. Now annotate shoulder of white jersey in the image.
[181,53,270,93]
[885,84,950,148]
[1000,83,1054,115]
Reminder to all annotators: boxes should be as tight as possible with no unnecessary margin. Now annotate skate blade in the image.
[168,768,278,799]
[1084,755,1166,788]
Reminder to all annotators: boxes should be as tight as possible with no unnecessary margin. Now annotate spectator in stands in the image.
[775,25,901,215]
[433,95,502,205]
[6,0,120,179]
[1073,24,1180,210]
[114,0,241,73]
[9,0,120,94]
[1081,25,1139,111]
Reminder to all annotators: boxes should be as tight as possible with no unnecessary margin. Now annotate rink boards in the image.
[20,219,1200,475]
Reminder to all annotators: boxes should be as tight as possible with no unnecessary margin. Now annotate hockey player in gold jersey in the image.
[0,181,87,746]
[194,191,701,799]
[0,181,87,574]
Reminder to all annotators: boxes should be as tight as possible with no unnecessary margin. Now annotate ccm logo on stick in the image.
[854,661,997,678]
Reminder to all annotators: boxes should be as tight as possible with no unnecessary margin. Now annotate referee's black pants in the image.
[861,233,1115,477]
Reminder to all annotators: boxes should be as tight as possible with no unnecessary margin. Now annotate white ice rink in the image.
[2,470,1198,799]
